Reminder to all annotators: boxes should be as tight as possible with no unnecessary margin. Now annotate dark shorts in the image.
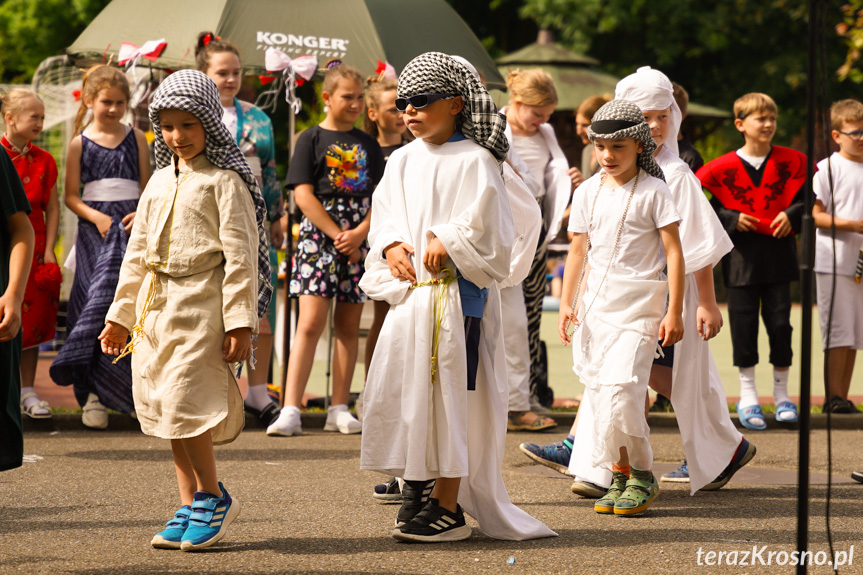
[290,196,370,303]
[652,341,675,368]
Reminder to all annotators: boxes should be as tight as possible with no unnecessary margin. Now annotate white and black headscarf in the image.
[149,69,273,320]
[614,66,682,156]
[398,51,509,163]
[587,99,665,182]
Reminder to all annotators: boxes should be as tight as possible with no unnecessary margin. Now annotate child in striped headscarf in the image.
[558,99,684,516]
[359,52,555,543]
[100,69,271,551]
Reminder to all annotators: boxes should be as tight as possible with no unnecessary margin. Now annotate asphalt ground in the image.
[3,425,862,575]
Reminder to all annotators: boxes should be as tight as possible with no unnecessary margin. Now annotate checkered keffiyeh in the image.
[149,69,273,320]
[398,52,509,163]
[587,99,665,182]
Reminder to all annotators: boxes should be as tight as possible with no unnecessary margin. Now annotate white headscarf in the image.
[614,66,682,156]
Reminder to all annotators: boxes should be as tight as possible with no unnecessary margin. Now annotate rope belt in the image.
[409,268,460,382]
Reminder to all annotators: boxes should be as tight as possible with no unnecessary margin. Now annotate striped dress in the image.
[50,127,140,413]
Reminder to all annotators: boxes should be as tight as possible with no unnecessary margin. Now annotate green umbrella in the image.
[66,0,505,89]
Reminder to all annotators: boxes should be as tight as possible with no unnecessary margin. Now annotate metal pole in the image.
[280,111,297,407]
[797,0,818,571]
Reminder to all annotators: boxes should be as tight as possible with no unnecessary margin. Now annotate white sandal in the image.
[21,392,52,419]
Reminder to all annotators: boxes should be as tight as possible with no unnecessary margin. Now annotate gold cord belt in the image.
[409,268,460,382]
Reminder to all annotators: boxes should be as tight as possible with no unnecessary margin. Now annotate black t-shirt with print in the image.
[286,125,385,198]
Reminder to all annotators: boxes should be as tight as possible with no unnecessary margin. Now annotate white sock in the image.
[738,366,759,408]
[773,369,791,404]
[327,403,349,415]
[21,387,38,408]
[245,384,270,410]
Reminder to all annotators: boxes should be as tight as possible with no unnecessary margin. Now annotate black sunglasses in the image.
[395,93,458,111]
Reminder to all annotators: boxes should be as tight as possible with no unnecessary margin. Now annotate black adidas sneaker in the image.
[395,479,435,527]
[392,498,472,543]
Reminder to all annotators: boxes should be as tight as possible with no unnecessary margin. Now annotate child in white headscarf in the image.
[607,67,756,493]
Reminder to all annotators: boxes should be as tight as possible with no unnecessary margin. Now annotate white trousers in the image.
[500,284,531,412]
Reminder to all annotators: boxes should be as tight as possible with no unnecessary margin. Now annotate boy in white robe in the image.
[359,52,556,543]
[559,99,684,516]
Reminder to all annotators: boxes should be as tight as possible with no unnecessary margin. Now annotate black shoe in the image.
[396,479,435,527]
[244,400,282,427]
[392,498,472,543]
[852,471,863,484]
[649,394,674,413]
[823,395,857,414]
[373,477,402,503]
[701,438,756,491]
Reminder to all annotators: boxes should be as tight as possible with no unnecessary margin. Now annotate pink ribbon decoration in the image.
[117,39,167,65]
[258,48,318,114]
[375,60,397,80]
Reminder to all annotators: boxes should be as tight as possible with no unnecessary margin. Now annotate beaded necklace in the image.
[566,171,639,338]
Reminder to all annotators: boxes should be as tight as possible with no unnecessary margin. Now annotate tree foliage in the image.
[0,0,111,83]
[518,0,848,142]
[837,0,863,82]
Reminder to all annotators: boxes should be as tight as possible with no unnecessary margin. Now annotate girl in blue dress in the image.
[50,64,151,429]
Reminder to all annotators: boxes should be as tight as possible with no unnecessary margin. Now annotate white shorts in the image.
[816,272,863,350]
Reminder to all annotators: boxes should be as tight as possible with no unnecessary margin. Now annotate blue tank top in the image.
[80,127,140,184]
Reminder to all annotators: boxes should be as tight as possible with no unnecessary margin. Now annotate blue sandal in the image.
[775,400,798,423]
[736,402,767,431]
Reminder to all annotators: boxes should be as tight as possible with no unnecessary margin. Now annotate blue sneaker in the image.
[180,482,240,551]
[518,435,574,476]
[151,505,191,549]
[661,461,690,483]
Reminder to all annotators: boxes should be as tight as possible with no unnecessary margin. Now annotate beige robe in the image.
[106,155,258,445]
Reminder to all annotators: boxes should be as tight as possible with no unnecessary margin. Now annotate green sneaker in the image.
[614,469,659,516]
[594,471,629,514]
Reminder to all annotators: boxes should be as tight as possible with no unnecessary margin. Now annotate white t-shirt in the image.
[221,104,238,140]
[814,152,863,276]
[512,132,551,198]
[736,149,767,170]
[568,170,681,280]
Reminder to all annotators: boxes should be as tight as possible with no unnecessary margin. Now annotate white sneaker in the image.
[324,405,362,434]
[82,393,108,429]
[266,406,302,436]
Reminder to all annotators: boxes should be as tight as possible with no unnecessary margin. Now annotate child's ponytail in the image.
[195,31,241,72]
[73,65,131,136]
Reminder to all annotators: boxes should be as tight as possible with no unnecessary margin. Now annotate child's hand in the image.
[384,242,416,283]
[558,308,577,346]
[95,213,113,238]
[735,212,759,232]
[347,247,362,265]
[121,212,136,233]
[423,236,448,275]
[567,166,584,191]
[98,321,130,355]
[770,211,792,238]
[334,228,365,256]
[696,302,723,341]
[43,248,57,265]
[658,312,684,347]
[270,221,284,249]
[223,327,252,363]
[0,293,22,342]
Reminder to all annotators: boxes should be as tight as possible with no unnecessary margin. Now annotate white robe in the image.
[359,138,555,541]
[501,111,572,246]
[569,148,739,492]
